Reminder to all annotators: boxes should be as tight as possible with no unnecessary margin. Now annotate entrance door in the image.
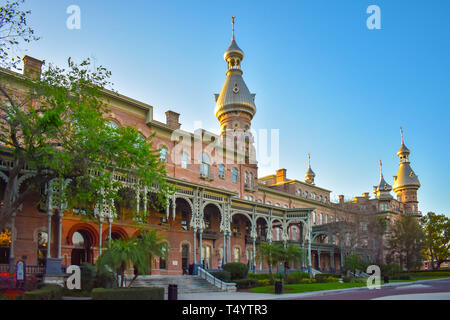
[202,245,211,269]
[181,244,189,272]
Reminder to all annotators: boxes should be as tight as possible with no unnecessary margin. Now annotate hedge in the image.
[223,263,248,280]
[210,271,231,282]
[234,279,258,289]
[315,273,340,283]
[91,287,164,300]
[248,273,271,280]
[22,284,64,300]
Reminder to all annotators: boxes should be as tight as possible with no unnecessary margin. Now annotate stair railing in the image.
[197,267,236,292]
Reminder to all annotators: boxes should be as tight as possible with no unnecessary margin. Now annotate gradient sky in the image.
[13,0,450,217]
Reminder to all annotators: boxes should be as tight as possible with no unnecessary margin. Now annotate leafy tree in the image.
[387,214,425,271]
[96,229,168,287]
[0,56,173,228]
[420,212,450,270]
[343,253,368,275]
[0,0,40,68]
[257,242,281,281]
[367,215,388,263]
[274,244,305,282]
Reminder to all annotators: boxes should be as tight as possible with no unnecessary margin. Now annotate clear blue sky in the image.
[15,0,450,217]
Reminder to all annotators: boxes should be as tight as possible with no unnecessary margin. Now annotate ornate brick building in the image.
[0,20,421,277]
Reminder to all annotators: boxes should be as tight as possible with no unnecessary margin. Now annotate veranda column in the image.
[9,212,16,273]
[108,217,112,245]
[98,216,103,255]
[222,231,226,266]
[198,229,203,267]
[252,237,256,273]
[226,231,231,263]
[46,209,52,259]
[317,250,321,271]
[193,228,197,264]
[57,211,63,259]
[330,250,335,273]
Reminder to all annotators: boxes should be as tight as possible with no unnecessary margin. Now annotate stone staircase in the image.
[128,275,226,294]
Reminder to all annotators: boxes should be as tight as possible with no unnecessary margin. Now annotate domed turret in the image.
[305,153,316,185]
[214,16,256,135]
[374,160,392,199]
[392,127,420,214]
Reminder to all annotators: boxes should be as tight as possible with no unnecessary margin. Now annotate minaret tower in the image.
[305,153,316,185]
[214,16,256,136]
[373,160,393,200]
[392,127,421,214]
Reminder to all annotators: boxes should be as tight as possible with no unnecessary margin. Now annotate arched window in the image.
[232,168,238,183]
[249,172,253,188]
[312,193,316,200]
[233,247,240,262]
[292,227,297,240]
[283,205,288,208]
[304,191,308,199]
[324,196,328,203]
[266,201,271,205]
[257,199,262,203]
[159,146,168,163]
[218,164,225,178]
[297,189,302,197]
[313,213,317,225]
[244,172,249,186]
[181,152,189,169]
[319,195,323,202]
[106,120,119,130]
[275,203,280,207]
[200,153,210,177]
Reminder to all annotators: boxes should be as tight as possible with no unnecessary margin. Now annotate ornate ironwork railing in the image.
[197,266,236,292]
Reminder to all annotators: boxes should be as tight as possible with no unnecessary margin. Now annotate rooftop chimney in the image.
[276,168,286,184]
[338,195,344,204]
[22,55,43,80]
[165,110,181,130]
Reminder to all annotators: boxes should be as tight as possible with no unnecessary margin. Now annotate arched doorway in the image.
[37,231,48,266]
[0,228,11,264]
[181,244,189,273]
[71,229,94,265]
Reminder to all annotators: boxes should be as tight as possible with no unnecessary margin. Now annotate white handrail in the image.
[197,267,236,292]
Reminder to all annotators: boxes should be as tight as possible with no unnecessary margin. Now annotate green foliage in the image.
[91,287,164,300]
[96,229,168,287]
[0,55,173,228]
[223,262,248,280]
[247,273,271,280]
[380,263,402,277]
[344,254,368,274]
[388,214,425,271]
[420,212,450,270]
[257,279,271,286]
[285,271,310,284]
[342,276,352,283]
[257,243,306,281]
[234,279,258,289]
[80,262,96,291]
[22,284,63,300]
[315,273,341,283]
[210,271,231,282]
[299,278,316,284]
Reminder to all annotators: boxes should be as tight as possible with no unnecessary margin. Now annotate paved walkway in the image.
[177,277,450,300]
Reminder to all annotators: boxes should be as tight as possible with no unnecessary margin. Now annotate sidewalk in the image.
[177,277,450,300]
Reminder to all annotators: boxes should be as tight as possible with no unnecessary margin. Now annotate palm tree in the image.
[96,229,168,287]
[258,242,282,282]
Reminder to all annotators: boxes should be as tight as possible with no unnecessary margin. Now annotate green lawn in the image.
[250,282,367,294]
[250,275,450,294]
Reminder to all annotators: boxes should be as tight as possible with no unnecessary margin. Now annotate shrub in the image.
[342,276,352,283]
[211,271,231,282]
[22,284,64,300]
[299,278,316,284]
[391,275,411,280]
[91,287,164,300]
[257,279,271,286]
[234,279,258,289]
[315,273,339,283]
[380,263,402,277]
[81,262,96,291]
[223,262,248,280]
[247,273,271,280]
[95,270,117,289]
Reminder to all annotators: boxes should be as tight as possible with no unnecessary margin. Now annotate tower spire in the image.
[400,126,404,144]
[308,152,311,168]
[305,152,315,185]
[379,159,383,177]
[231,15,235,40]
